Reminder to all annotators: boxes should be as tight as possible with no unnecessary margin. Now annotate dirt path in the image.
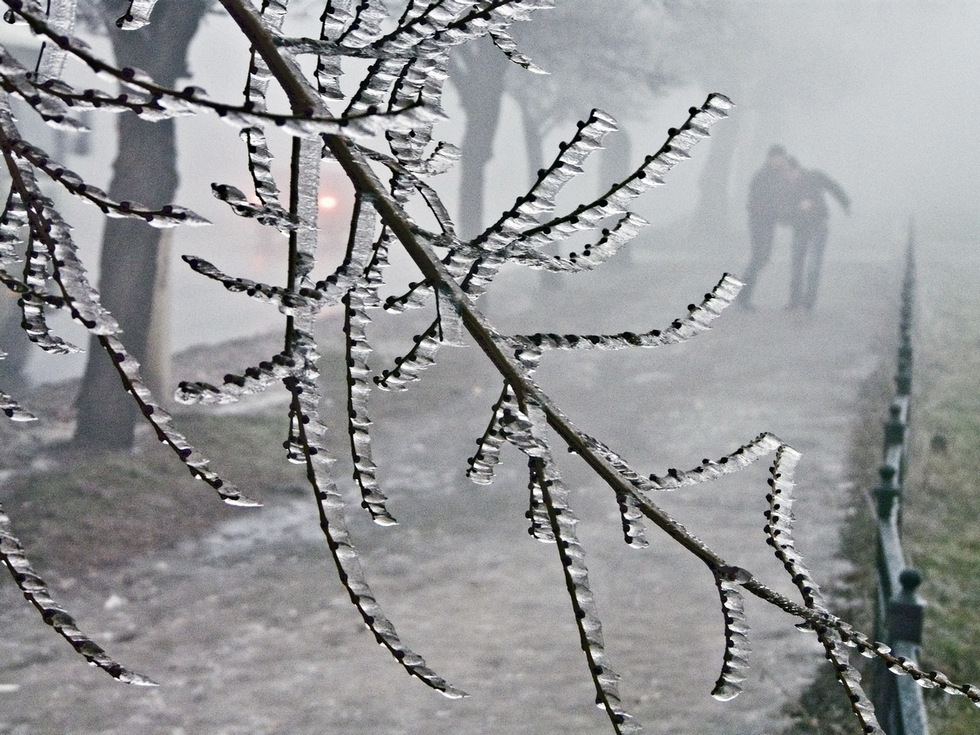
[0,243,899,734]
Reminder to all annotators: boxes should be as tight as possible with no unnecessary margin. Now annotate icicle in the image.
[710,566,752,701]
[0,388,37,422]
[507,274,742,356]
[35,0,79,85]
[0,501,156,685]
[291,136,322,277]
[115,0,159,30]
[345,279,397,526]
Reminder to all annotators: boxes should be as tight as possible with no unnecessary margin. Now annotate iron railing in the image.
[870,225,929,735]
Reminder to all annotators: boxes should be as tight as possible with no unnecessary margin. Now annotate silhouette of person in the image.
[739,145,793,309]
[782,157,851,310]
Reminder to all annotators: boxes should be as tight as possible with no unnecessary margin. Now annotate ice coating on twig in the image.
[5,5,441,138]
[763,444,881,731]
[2,1,976,728]
[284,330,464,697]
[646,432,783,491]
[520,403,640,734]
[507,273,741,356]
[0,501,156,685]
[466,383,513,486]
[115,0,159,30]
[0,388,36,421]
[711,566,752,702]
[345,272,397,526]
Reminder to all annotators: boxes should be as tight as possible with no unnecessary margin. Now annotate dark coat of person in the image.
[785,169,851,229]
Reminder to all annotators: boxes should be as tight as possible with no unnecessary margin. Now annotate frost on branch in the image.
[711,566,752,702]
[0,501,156,686]
[0,1,976,733]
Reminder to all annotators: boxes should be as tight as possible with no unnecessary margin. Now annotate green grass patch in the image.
[782,255,980,734]
[779,363,888,734]
[902,277,980,735]
[2,410,312,580]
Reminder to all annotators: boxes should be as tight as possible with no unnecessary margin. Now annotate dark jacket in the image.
[787,169,850,226]
[747,164,794,226]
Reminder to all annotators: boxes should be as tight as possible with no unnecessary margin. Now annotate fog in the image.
[3,2,979,384]
[2,5,977,731]
[489,1,980,246]
[716,1,980,242]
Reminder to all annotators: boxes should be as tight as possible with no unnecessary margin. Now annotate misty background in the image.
[1,4,976,732]
[2,0,978,385]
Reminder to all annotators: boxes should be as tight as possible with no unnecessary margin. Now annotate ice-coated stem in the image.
[217,0,750,610]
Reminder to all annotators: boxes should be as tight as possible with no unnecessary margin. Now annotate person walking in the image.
[783,158,851,310]
[739,145,793,309]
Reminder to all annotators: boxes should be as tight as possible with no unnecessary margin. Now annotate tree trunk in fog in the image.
[520,105,545,185]
[688,111,740,244]
[451,40,509,238]
[600,129,634,268]
[72,1,207,450]
[145,229,174,403]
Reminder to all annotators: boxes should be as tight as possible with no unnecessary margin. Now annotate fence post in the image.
[896,345,913,397]
[888,569,930,735]
[871,221,928,735]
[885,402,906,446]
[888,568,924,646]
[875,464,900,524]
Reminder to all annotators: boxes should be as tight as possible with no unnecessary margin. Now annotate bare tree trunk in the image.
[688,111,740,245]
[72,1,207,450]
[600,129,634,268]
[145,229,173,404]
[520,105,544,184]
[519,105,561,290]
[451,40,508,238]
[599,128,631,197]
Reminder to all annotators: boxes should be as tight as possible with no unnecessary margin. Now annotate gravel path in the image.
[0,241,899,735]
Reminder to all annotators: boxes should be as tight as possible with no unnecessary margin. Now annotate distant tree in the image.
[448,36,509,238]
[656,0,746,241]
[672,3,863,241]
[509,0,678,174]
[0,2,975,733]
[71,0,209,450]
[451,0,687,236]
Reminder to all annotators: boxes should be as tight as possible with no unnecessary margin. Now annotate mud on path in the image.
[0,246,899,734]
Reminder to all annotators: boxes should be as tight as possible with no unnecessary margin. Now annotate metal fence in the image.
[869,226,929,735]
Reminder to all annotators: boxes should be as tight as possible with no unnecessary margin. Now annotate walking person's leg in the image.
[802,219,829,310]
[787,224,809,309]
[740,217,774,308]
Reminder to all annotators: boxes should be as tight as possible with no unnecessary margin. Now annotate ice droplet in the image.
[711,681,742,702]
